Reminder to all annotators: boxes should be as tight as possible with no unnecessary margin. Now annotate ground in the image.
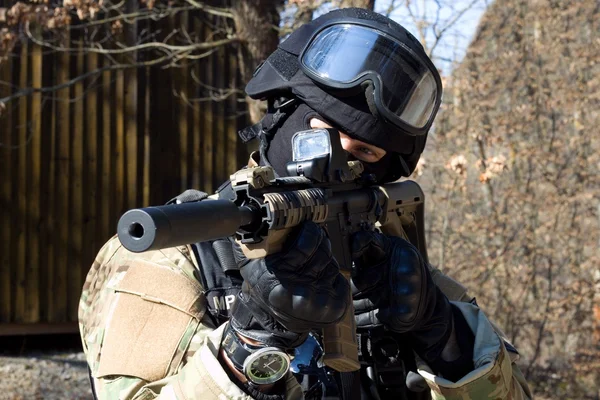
[0,334,596,399]
[0,334,92,400]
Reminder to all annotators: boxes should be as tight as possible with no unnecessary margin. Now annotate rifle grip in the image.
[322,271,360,372]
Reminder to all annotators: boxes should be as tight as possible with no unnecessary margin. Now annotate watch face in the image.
[244,348,290,385]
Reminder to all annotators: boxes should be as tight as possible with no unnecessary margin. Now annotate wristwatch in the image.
[221,324,291,385]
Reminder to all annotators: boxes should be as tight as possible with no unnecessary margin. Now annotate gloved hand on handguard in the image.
[230,221,349,349]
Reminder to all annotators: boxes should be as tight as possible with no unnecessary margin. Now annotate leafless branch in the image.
[429,0,481,56]
[25,24,238,55]
[0,54,171,105]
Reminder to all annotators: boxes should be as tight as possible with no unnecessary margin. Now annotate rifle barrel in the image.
[117,200,255,252]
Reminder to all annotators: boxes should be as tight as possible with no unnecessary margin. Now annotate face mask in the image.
[262,102,399,183]
[262,103,320,177]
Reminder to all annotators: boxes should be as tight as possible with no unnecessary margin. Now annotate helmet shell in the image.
[246,8,441,178]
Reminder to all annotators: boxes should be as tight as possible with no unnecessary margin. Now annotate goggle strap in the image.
[361,81,380,120]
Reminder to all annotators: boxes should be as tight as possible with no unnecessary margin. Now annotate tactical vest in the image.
[191,238,243,327]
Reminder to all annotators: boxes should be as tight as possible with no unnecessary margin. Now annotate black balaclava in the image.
[261,101,398,183]
[262,102,317,177]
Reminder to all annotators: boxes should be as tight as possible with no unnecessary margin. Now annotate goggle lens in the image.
[301,24,438,129]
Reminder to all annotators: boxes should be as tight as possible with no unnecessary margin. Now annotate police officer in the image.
[79,8,533,400]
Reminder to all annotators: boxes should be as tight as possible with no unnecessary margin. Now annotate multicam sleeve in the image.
[82,325,255,400]
[416,302,533,400]
[78,236,302,400]
[83,324,257,400]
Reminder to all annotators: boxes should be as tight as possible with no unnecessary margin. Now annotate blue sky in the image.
[377,0,489,75]
[312,0,490,76]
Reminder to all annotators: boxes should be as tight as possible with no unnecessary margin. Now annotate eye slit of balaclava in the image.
[307,115,397,183]
[262,101,398,182]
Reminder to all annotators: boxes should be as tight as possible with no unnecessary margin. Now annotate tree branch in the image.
[0,55,170,106]
[25,23,238,55]
[429,0,481,56]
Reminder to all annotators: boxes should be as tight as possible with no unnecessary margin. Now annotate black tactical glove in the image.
[230,221,349,349]
[351,230,454,365]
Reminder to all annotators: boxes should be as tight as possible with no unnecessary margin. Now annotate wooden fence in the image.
[0,5,249,334]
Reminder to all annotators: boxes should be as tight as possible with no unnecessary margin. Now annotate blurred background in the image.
[0,0,598,399]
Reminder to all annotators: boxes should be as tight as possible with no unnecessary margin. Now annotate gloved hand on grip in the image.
[351,230,474,380]
[229,221,349,349]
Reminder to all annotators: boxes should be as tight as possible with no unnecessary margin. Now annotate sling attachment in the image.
[212,239,239,274]
[334,370,362,400]
[358,331,413,399]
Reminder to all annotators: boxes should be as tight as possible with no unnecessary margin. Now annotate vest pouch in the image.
[96,259,206,382]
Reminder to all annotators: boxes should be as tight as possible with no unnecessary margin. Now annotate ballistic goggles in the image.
[299,23,441,136]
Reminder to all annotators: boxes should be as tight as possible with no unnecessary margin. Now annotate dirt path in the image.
[0,351,92,400]
[0,335,92,400]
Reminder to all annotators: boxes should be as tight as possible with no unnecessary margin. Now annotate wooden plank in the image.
[178,11,189,191]
[25,42,42,323]
[148,51,174,203]
[202,22,214,194]
[214,42,226,185]
[191,16,202,190]
[178,61,189,192]
[15,41,28,323]
[101,66,112,242]
[142,66,150,206]
[0,58,13,323]
[69,45,84,321]
[178,71,191,191]
[36,44,52,323]
[46,52,57,323]
[125,63,138,208]
[125,0,139,208]
[226,44,239,175]
[55,39,70,321]
[114,68,124,224]
[84,51,98,292]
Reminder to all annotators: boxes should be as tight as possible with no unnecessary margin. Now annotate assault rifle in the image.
[117,128,429,373]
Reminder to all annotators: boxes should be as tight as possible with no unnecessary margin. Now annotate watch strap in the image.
[241,380,286,400]
[222,323,265,371]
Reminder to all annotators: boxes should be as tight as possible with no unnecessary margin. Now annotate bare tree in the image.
[231,0,284,122]
[0,0,284,119]
[416,1,600,397]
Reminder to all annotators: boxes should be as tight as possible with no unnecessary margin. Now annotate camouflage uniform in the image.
[79,235,533,400]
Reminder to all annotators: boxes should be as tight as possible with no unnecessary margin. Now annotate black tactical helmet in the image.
[245,8,442,180]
